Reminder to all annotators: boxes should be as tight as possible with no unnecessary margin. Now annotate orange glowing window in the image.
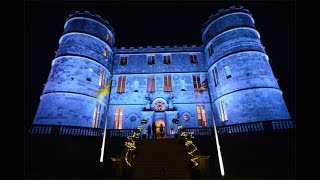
[196,105,207,127]
[113,107,123,129]
[117,76,126,93]
[103,47,108,57]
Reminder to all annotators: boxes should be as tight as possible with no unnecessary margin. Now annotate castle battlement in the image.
[201,6,251,33]
[114,44,204,54]
[66,10,115,34]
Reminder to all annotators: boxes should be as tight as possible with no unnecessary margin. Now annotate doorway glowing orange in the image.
[155,119,166,139]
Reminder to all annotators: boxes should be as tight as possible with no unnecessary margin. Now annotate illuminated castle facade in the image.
[33,7,291,137]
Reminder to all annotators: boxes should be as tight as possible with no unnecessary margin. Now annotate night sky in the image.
[24,1,296,127]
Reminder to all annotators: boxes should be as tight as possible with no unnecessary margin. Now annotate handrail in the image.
[28,120,295,137]
[185,119,295,136]
[28,124,136,137]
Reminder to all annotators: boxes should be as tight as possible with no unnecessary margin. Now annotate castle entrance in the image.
[154,119,166,139]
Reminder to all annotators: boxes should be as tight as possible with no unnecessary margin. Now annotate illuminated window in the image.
[184,115,190,121]
[120,57,128,65]
[113,107,123,129]
[190,55,198,64]
[154,101,165,111]
[117,76,126,93]
[219,100,228,122]
[106,33,112,44]
[147,55,155,64]
[170,128,176,135]
[225,66,232,79]
[163,55,171,64]
[147,76,155,93]
[99,69,106,88]
[208,44,214,56]
[103,47,108,57]
[213,66,220,86]
[206,30,211,41]
[92,103,101,128]
[196,105,207,127]
[164,75,172,92]
[86,68,93,82]
[192,74,201,92]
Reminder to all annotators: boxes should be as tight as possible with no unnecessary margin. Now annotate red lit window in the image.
[192,75,201,92]
[113,107,123,129]
[148,56,155,64]
[120,57,128,65]
[190,55,198,64]
[164,75,172,92]
[163,55,171,64]
[117,76,126,93]
[147,76,155,93]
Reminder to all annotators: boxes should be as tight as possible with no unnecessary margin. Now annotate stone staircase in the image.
[131,138,191,179]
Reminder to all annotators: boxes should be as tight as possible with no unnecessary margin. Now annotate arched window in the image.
[154,101,165,111]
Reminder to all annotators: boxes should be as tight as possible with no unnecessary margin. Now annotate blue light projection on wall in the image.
[33,7,291,137]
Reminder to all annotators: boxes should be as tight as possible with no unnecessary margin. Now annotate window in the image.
[86,68,93,82]
[120,57,128,65]
[164,75,172,92]
[206,30,211,41]
[213,66,220,86]
[106,33,112,44]
[208,44,214,57]
[154,101,165,111]
[148,55,155,64]
[219,100,228,122]
[224,66,232,79]
[196,105,207,127]
[117,76,126,93]
[163,55,171,64]
[92,103,101,128]
[103,47,108,57]
[147,76,155,93]
[190,55,198,64]
[113,107,123,129]
[192,75,201,92]
[99,69,106,88]
[170,128,176,135]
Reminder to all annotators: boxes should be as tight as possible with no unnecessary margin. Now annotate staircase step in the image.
[131,139,192,179]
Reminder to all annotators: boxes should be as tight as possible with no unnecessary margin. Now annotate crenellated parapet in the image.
[201,6,252,34]
[66,10,115,34]
[114,45,204,54]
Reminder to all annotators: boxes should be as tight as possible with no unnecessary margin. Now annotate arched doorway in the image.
[155,119,166,139]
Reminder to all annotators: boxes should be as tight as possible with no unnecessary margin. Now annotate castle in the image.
[33,6,291,138]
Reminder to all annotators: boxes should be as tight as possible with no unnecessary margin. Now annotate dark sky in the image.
[24,0,296,127]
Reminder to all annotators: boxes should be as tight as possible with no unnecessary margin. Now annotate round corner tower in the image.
[33,11,115,128]
[201,6,291,126]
